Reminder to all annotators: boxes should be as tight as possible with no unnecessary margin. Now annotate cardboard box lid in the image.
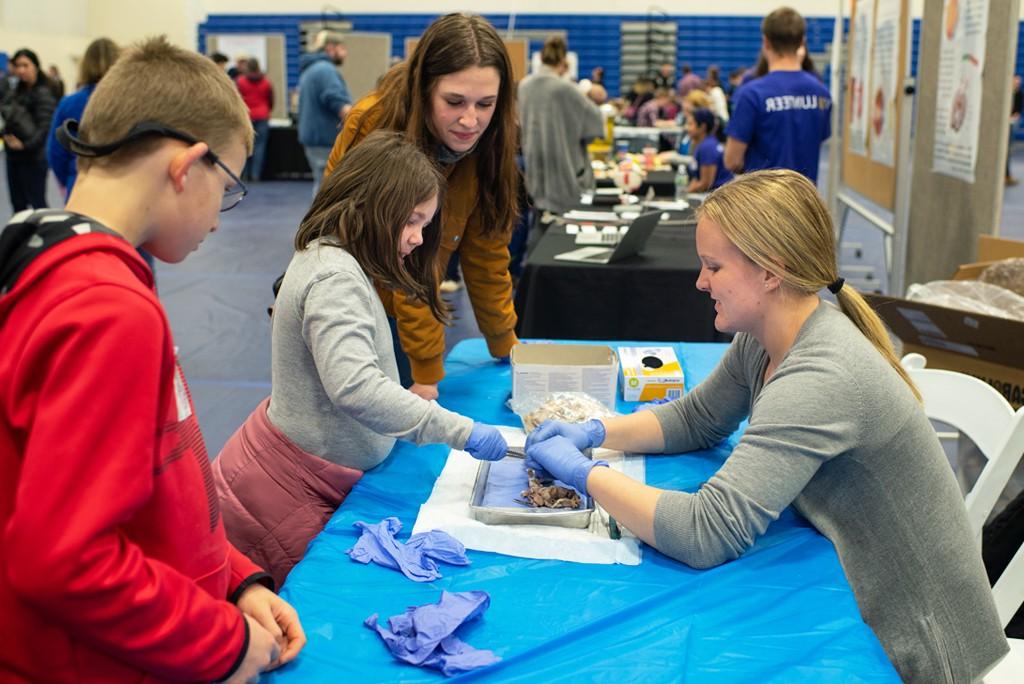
[977,235,1024,262]
[511,343,616,366]
[865,294,1024,369]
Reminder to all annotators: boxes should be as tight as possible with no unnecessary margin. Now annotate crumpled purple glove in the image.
[525,435,608,496]
[525,418,606,453]
[464,422,507,461]
[631,397,674,412]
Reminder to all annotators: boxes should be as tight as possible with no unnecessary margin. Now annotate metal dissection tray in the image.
[468,457,594,529]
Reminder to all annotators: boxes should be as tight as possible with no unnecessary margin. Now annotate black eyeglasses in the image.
[57,119,248,212]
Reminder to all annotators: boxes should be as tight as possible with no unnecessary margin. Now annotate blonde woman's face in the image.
[695,216,771,334]
[429,66,501,153]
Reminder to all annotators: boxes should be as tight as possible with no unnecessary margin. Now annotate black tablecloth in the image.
[263,125,311,180]
[514,220,730,342]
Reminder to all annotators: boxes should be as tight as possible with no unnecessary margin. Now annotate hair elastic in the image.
[827,277,845,294]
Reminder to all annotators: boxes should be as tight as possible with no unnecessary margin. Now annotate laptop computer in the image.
[553,211,661,264]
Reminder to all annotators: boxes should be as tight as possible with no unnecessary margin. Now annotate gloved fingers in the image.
[524,420,560,450]
[481,429,507,460]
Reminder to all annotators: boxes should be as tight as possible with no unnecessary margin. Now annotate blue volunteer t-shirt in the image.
[693,136,734,189]
[726,70,832,181]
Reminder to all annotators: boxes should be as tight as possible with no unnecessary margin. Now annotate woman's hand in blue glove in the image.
[525,418,606,453]
[464,423,508,461]
[525,435,608,496]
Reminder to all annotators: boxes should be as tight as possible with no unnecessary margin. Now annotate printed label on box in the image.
[618,346,686,402]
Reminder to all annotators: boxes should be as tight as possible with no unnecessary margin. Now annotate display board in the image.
[905,0,1019,286]
[841,0,910,210]
[207,34,287,120]
[404,37,529,83]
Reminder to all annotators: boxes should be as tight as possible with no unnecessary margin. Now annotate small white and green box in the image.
[618,346,685,402]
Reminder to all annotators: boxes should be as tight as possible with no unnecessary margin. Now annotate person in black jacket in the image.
[2,48,56,211]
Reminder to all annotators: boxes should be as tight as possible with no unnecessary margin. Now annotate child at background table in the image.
[686,107,733,193]
[0,37,303,682]
[213,130,508,587]
[524,169,1008,682]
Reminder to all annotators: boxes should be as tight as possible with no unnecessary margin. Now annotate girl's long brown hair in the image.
[357,13,520,238]
[294,130,448,322]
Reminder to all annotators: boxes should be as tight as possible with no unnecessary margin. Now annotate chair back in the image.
[901,353,1024,629]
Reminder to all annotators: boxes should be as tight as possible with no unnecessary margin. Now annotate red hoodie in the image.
[0,211,267,682]
[236,73,273,122]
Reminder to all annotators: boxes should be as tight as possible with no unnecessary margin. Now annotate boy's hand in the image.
[236,584,306,669]
[224,614,279,683]
[3,134,25,151]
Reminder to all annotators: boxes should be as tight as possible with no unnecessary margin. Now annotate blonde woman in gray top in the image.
[213,131,508,587]
[524,170,1008,682]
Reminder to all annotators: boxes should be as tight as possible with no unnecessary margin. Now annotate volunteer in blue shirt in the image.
[686,108,733,192]
[724,7,831,182]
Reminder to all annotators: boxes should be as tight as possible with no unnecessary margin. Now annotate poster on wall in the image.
[214,35,268,75]
[869,0,901,166]
[932,0,988,183]
[848,0,875,156]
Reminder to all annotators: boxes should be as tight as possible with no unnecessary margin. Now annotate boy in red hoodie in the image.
[0,37,305,682]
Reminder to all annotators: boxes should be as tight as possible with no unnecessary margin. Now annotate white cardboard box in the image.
[618,346,685,402]
[511,343,619,409]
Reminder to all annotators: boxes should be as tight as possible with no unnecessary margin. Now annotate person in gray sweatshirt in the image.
[212,131,508,586]
[524,170,1009,682]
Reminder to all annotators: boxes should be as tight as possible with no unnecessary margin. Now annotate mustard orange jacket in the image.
[325,94,518,384]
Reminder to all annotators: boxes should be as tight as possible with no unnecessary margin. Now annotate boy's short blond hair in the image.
[78,36,253,172]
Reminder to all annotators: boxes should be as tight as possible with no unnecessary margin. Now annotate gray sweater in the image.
[267,240,473,470]
[650,302,1007,683]
[518,66,605,214]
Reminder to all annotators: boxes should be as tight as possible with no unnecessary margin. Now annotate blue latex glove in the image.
[525,418,606,453]
[464,422,507,461]
[631,397,673,412]
[347,517,469,582]
[525,435,608,496]
[365,590,500,676]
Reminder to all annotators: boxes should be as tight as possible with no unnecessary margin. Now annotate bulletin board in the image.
[904,0,1020,286]
[404,37,529,83]
[841,0,910,211]
[207,34,287,121]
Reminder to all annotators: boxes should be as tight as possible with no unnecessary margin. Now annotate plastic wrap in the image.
[507,391,618,432]
[906,280,1024,321]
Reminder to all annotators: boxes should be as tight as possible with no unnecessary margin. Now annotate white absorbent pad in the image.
[412,427,644,565]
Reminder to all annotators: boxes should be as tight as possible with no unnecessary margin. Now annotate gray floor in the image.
[2,149,1023,455]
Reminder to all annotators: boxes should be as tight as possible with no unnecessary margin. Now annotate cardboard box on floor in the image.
[511,343,619,409]
[865,235,1024,409]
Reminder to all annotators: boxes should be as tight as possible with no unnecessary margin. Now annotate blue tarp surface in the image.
[267,339,899,682]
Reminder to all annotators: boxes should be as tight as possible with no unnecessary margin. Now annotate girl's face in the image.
[12,57,38,86]
[399,193,439,261]
[686,115,699,140]
[429,66,501,153]
[695,216,772,334]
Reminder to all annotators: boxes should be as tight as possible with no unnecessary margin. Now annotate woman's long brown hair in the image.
[357,13,520,238]
[294,130,448,322]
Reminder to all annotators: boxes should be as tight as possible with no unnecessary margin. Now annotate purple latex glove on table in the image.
[347,517,469,582]
[365,590,500,676]
[464,422,507,461]
[525,435,609,496]
[525,418,606,453]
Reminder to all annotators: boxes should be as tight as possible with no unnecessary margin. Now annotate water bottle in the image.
[674,165,689,202]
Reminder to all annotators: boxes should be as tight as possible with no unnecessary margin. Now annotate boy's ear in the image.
[167,142,210,193]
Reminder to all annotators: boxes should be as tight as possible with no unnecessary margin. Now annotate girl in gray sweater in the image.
[213,131,507,586]
[524,170,1008,682]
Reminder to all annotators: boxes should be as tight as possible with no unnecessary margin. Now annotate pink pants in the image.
[212,397,363,588]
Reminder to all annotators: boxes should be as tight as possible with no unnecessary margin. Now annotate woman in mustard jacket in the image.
[323,13,520,401]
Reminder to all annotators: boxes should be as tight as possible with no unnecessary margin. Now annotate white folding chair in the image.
[900,353,1024,681]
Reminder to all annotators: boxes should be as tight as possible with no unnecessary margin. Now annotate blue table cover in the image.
[267,339,899,682]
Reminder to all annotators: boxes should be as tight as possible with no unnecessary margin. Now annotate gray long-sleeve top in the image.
[518,66,605,214]
[267,240,473,470]
[649,302,1007,682]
